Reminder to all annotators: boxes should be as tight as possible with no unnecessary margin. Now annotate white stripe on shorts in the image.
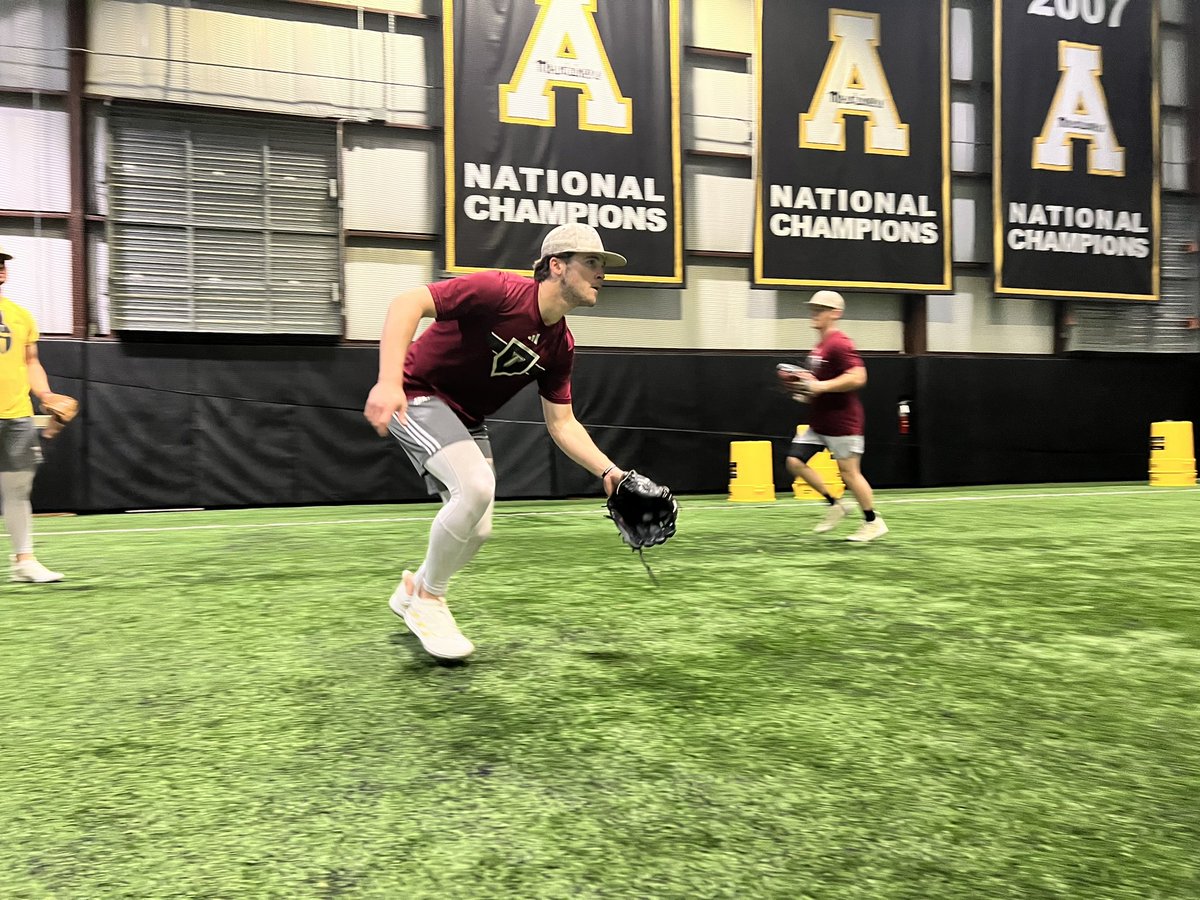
[395,413,441,456]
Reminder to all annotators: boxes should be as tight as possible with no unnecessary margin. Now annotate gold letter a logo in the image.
[800,10,909,155]
[1032,41,1124,176]
[499,0,632,133]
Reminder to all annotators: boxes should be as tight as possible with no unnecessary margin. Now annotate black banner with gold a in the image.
[755,0,951,292]
[995,0,1159,301]
[444,0,683,284]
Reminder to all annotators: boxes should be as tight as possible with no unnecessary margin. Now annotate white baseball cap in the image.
[539,223,627,268]
[809,290,845,310]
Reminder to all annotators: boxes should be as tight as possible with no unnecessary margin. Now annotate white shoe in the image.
[847,517,888,543]
[10,557,64,583]
[813,502,847,533]
[389,570,474,660]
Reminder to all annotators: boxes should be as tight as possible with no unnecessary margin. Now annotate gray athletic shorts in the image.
[789,429,864,461]
[0,418,42,471]
[388,396,492,496]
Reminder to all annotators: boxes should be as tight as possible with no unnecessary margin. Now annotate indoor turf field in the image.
[3,484,1198,898]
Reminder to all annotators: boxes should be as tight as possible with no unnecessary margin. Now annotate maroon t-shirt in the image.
[405,270,574,427]
[805,329,865,436]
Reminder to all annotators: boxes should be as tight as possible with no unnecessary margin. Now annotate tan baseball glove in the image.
[40,393,79,440]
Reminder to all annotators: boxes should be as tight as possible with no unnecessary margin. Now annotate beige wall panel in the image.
[1161,31,1187,107]
[87,1,178,102]
[0,0,68,92]
[344,246,435,341]
[88,0,428,125]
[89,231,110,335]
[567,283,687,348]
[0,103,70,213]
[950,8,974,81]
[1162,113,1188,192]
[702,278,902,353]
[302,0,428,13]
[951,101,976,173]
[690,0,754,54]
[567,265,902,351]
[691,266,769,348]
[952,197,976,262]
[687,68,752,154]
[343,131,436,233]
[685,173,753,253]
[0,231,73,334]
[89,107,109,217]
[1161,0,1188,25]
[925,291,973,353]
[827,294,904,352]
[927,275,1054,354]
[952,180,990,264]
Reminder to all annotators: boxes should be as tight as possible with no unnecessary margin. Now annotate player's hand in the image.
[602,467,626,497]
[802,374,826,396]
[364,382,408,435]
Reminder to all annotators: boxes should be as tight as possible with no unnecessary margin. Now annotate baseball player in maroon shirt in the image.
[784,290,888,543]
[364,223,633,660]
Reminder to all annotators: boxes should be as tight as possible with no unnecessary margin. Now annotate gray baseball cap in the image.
[809,290,845,310]
[539,223,627,268]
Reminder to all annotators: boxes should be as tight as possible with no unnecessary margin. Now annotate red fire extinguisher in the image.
[898,400,911,435]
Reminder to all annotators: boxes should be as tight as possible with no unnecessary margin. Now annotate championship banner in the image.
[754,0,951,291]
[444,0,683,284]
[995,0,1159,301]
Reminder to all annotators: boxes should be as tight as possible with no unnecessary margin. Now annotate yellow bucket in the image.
[792,425,845,499]
[729,440,776,502]
[1149,421,1196,487]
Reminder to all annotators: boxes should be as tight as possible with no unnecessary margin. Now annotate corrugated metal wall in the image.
[107,105,342,334]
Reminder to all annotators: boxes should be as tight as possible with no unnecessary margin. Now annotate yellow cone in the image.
[729,440,776,502]
[792,425,845,500]
[1149,421,1196,486]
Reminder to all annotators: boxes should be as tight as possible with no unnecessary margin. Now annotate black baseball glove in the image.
[606,470,678,550]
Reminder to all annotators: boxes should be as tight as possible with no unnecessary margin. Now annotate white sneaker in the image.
[813,502,848,533]
[389,570,474,660]
[10,557,64,583]
[847,517,888,543]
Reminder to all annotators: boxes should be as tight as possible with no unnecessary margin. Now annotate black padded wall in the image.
[31,341,1200,512]
[914,355,1200,486]
[32,341,87,512]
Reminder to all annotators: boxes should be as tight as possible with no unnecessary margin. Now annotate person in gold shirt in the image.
[0,244,66,583]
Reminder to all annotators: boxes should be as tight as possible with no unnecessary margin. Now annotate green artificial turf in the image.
[2,484,1199,898]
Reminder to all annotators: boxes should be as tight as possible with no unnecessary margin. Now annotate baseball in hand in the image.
[776,363,814,402]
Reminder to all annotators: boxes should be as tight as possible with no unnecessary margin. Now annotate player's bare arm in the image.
[540,396,625,496]
[364,286,437,434]
[24,343,53,402]
[808,365,867,395]
[24,342,79,439]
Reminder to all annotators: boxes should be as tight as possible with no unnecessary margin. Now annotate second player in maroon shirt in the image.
[805,328,865,437]
[785,290,888,543]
